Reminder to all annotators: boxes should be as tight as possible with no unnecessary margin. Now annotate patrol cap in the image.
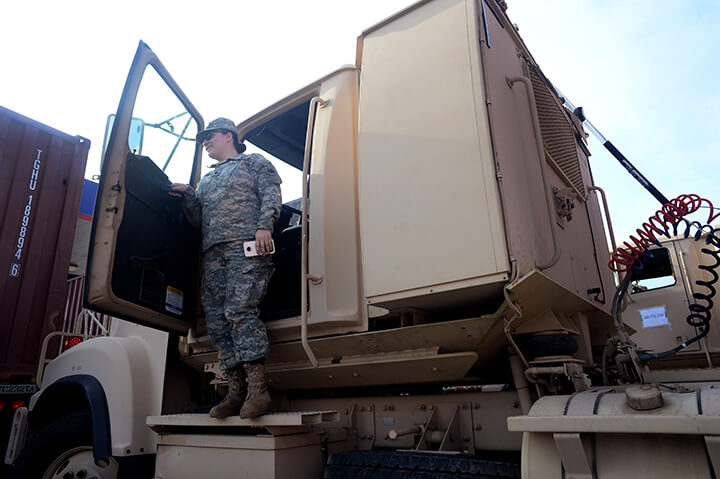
[197,117,247,153]
[196,117,237,142]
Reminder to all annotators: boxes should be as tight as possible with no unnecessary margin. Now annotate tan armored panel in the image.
[357,0,509,312]
[357,0,614,315]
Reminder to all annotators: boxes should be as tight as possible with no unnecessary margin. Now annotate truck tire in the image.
[521,333,579,359]
[9,411,118,479]
[324,450,520,479]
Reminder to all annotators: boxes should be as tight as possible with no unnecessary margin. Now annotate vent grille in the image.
[528,67,586,198]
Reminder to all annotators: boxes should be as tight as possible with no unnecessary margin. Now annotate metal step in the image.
[147,410,340,436]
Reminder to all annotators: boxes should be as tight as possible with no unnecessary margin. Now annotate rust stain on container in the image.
[0,105,90,381]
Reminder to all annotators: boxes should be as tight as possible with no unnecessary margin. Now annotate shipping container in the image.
[0,105,90,382]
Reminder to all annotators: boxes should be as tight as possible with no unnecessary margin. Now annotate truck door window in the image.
[631,247,676,293]
[131,65,199,184]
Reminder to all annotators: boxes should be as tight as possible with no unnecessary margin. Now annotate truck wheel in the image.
[325,450,520,478]
[521,333,579,359]
[9,411,118,479]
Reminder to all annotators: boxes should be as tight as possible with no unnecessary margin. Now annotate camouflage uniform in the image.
[182,152,282,369]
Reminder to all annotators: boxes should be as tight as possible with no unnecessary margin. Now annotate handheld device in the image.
[243,239,275,257]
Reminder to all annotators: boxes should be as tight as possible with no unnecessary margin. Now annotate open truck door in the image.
[86,41,203,333]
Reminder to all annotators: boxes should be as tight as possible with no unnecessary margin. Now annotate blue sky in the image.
[1,0,717,243]
[508,0,720,240]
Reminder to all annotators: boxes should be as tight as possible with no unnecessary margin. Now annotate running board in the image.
[201,349,479,390]
[147,411,340,436]
[266,349,479,389]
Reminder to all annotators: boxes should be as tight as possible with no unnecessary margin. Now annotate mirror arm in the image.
[163,116,193,171]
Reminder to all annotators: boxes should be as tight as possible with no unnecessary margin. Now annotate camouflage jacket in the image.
[181,153,282,252]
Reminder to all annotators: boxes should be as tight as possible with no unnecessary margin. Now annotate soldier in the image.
[170,117,282,419]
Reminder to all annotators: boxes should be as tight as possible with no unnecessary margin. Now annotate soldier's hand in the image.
[169,183,190,197]
[255,229,273,255]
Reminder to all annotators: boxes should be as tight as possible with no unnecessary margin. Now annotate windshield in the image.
[129,64,200,184]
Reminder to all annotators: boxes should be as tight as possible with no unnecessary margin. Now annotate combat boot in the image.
[209,367,246,418]
[240,362,271,418]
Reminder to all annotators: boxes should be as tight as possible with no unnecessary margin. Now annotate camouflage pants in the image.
[202,241,274,370]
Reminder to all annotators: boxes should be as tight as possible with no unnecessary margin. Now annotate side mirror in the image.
[101,114,145,159]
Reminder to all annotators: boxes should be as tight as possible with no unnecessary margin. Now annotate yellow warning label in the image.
[165,286,184,315]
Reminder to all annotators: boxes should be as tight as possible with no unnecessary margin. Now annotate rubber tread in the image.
[324,450,520,479]
[9,411,93,478]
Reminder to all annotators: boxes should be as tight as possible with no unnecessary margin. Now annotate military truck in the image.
[5,0,720,477]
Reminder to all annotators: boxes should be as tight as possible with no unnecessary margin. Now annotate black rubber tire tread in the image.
[9,410,94,479]
[324,450,520,479]
[523,333,578,359]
